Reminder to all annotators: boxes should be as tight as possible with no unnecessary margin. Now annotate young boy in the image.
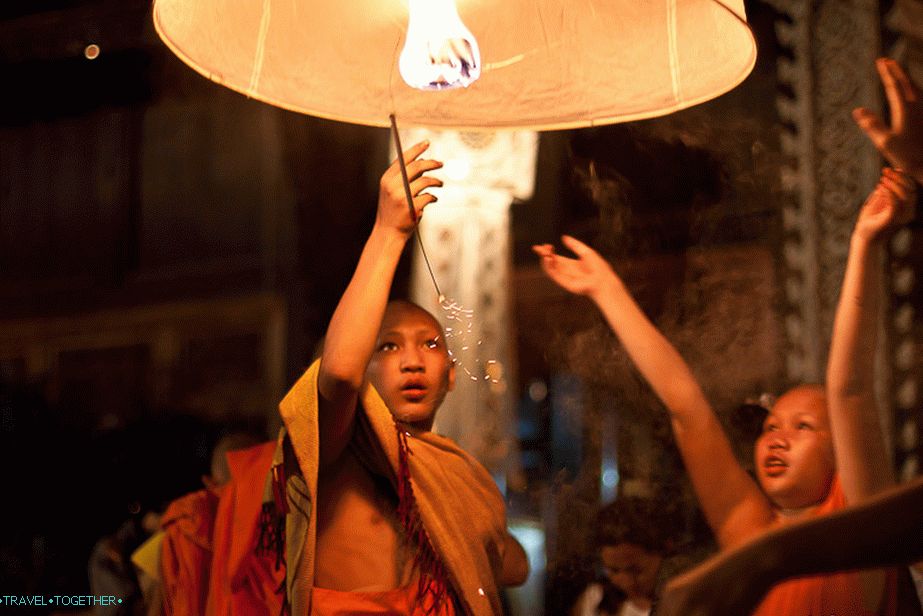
[534,58,919,616]
[571,497,681,616]
[276,141,528,615]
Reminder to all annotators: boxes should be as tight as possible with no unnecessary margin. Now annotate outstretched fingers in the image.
[858,169,917,239]
[531,243,555,257]
[561,234,593,257]
[885,57,919,105]
[852,107,888,148]
[532,244,571,279]
[386,142,443,184]
[882,169,917,225]
[878,58,907,131]
[881,168,915,202]
[411,192,437,221]
[395,140,431,167]
[410,174,443,196]
[406,175,442,222]
[405,157,444,182]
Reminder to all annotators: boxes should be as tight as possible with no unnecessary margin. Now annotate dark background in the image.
[0,1,911,613]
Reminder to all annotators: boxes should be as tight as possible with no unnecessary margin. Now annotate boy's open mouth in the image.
[401,379,427,401]
[764,455,788,477]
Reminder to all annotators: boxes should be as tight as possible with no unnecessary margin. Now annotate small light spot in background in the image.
[84,44,101,60]
[527,380,547,402]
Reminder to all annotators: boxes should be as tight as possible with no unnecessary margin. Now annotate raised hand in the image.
[853,58,923,183]
[532,235,617,299]
[854,167,917,243]
[376,140,443,237]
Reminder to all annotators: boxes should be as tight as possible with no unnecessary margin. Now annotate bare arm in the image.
[317,141,442,468]
[828,56,922,504]
[825,171,915,503]
[534,237,773,547]
[656,477,923,616]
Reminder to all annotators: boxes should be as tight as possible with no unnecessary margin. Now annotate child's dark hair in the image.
[594,496,678,555]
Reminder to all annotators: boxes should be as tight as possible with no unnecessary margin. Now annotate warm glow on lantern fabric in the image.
[153,0,755,130]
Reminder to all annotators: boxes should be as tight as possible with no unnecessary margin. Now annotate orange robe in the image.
[160,489,220,616]
[206,441,285,616]
[160,442,284,616]
[311,580,457,616]
[753,476,900,616]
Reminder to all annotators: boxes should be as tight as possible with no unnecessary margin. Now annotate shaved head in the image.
[382,300,446,339]
[367,299,455,429]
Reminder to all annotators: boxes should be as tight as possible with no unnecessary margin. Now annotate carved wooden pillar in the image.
[770,0,882,381]
[771,0,923,479]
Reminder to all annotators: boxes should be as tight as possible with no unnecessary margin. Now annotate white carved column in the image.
[398,129,538,475]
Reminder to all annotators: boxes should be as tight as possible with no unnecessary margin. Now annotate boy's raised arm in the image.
[316,141,442,467]
[534,236,773,547]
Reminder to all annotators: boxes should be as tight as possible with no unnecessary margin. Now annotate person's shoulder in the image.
[161,488,218,530]
[280,359,323,416]
[415,431,506,501]
[225,441,276,473]
[416,430,482,469]
[816,474,845,514]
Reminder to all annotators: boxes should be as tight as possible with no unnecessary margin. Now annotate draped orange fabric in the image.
[160,489,220,616]
[311,580,457,616]
[205,441,284,616]
[160,441,283,616]
[752,476,899,616]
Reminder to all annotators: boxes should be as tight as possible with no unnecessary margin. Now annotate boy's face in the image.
[600,542,662,603]
[754,386,835,510]
[366,302,455,430]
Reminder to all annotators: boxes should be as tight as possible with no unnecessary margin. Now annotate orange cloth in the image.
[160,489,220,616]
[311,580,457,616]
[753,476,899,616]
[206,441,284,616]
[160,441,284,616]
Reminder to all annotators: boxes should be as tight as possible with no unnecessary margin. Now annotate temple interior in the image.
[1,1,921,614]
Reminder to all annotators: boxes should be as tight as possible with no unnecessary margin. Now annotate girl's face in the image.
[754,386,835,511]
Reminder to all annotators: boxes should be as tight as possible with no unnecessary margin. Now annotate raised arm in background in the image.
[534,237,773,548]
[825,169,916,504]
[827,56,921,504]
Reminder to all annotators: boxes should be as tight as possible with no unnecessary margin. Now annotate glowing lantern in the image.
[153,0,757,130]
